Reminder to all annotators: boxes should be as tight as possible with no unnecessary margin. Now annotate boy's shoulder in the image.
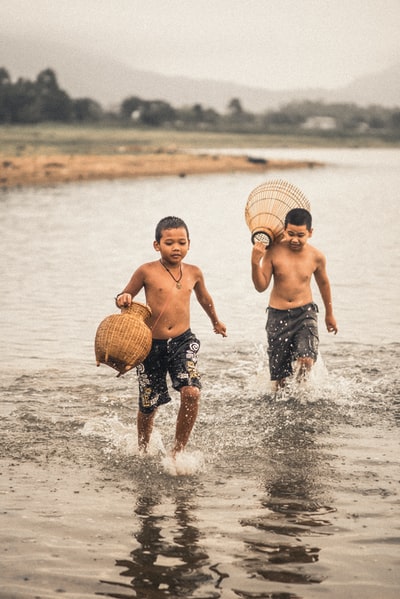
[301,243,325,259]
[182,262,203,278]
[305,244,327,268]
[135,260,160,275]
[140,259,160,268]
[308,243,325,257]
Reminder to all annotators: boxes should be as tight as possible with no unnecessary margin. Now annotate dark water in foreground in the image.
[1,148,399,598]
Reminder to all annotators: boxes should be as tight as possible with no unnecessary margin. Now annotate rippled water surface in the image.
[1,148,399,598]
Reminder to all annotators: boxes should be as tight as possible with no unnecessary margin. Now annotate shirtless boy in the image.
[251,208,337,390]
[115,216,227,456]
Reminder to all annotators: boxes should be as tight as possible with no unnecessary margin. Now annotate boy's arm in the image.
[115,266,145,308]
[251,242,273,292]
[193,270,227,337]
[314,256,338,334]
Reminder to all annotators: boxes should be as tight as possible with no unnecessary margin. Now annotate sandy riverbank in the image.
[0,151,321,188]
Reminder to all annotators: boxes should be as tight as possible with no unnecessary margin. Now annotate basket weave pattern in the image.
[245,179,311,245]
[95,302,152,376]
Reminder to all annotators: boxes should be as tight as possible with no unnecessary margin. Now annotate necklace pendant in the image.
[160,259,183,288]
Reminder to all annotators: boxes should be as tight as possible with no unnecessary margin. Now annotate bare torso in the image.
[266,243,320,309]
[125,261,201,339]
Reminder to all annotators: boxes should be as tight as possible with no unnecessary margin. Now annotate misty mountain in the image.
[328,63,400,108]
[1,33,399,111]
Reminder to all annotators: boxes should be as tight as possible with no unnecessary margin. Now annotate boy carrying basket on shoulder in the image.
[251,208,337,391]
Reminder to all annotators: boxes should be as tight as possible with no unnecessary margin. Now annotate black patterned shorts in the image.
[136,329,201,413]
[266,303,319,381]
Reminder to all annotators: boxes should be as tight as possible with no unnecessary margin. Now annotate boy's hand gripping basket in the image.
[245,179,311,246]
[95,302,152,376]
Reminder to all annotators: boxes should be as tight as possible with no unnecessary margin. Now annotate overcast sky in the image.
[1,0,399,90]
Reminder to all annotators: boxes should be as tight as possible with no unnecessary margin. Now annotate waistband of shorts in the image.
[152,328,192,346]
[267,302,318,315]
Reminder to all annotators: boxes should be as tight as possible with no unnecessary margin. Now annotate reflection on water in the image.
[239,401,333,590]
[100,483,211,598]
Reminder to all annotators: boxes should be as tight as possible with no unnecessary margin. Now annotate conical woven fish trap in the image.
[95,302,152,376]
[245,179,311,246]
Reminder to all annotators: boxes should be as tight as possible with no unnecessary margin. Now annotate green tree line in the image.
[1,67,400,139]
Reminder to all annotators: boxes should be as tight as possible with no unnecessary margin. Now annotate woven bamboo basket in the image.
[245,179,311,246]
[95,302,152,376]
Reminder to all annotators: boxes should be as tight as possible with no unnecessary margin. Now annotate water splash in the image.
[82,413,206,476]
[161,451,206,476]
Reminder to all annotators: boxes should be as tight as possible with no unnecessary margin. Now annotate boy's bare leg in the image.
[137,409,157,453]
[272,378,286,392]
[172,386,200,457]
[295,357,314,383]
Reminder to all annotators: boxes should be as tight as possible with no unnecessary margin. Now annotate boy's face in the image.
[153,227,190,263]
[284,223,312,251]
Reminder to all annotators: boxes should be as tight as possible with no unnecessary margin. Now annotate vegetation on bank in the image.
[1,68,400,150]
[1,123,399,158]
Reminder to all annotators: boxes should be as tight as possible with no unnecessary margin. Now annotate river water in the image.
[1,148,399,598]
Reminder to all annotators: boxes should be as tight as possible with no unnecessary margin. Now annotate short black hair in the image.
[155,216,190,242]
[285,208,312,231]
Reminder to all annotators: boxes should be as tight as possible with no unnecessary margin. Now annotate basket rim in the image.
[122,301,152,316]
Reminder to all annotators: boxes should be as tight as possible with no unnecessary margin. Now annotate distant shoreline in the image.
[2,123,398,189]
[0,152,323,188]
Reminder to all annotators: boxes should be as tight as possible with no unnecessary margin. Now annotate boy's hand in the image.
[251,242,268,264]
[213,321,227,337]
[115,292,132,308]
[325,315,338,334]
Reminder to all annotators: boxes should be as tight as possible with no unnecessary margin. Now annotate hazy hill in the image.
[1,33,399,111]
[329,63,400,107]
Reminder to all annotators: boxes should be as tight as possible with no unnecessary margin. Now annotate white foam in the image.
[81,415,168,456]
[81,415,138,454]
[81,416,206,469]
[161,451,205,476]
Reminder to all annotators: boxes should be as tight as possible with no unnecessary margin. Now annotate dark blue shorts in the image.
[266,303,319,381]
[136,329,201,414]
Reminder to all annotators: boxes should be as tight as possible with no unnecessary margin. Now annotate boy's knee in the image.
[180,385,200,402]
[297,356,314,369]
